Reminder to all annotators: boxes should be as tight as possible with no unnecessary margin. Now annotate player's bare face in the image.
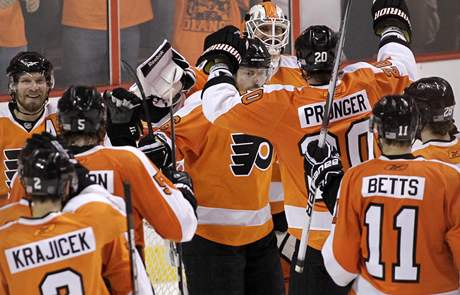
[236,67,269,92]
[15,72,49,113]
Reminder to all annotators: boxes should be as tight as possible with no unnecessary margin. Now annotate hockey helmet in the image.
[404,77,455,124]
[295,25,338,75]
[371,95,420,142]
[19,132,78,199]
[241,38,272,69]
[58,86,106,134]
[6,51,55,95]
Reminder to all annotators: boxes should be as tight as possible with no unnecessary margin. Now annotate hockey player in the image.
[321,95,460,294]
[244,2,307,284]
[405,77,460,165]
[138,37,284,295]
[197,0,416,293]
[1,132,153,294]
[0,51,58,201]
[0,133,152,294]
[7,86,198,258]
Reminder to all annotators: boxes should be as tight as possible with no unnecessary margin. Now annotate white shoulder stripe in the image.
[63,184,126,216]
[0,198,30,211]
[263,84,298,94]
[279,55,299,68]
[177,91,202,117]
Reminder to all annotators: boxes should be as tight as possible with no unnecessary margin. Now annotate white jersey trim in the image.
[412,138,458,151]
[322,224,358,287]
[197,204,271,227]
[351,275,460,295]
[63,184,127,217]
[0,198,29,211]
[285,205,333,231]
[269,182,284,202]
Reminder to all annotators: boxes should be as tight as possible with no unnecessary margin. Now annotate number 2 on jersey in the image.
[365,204,420,282]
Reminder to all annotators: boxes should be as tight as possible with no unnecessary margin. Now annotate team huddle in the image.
[1,0,459,294]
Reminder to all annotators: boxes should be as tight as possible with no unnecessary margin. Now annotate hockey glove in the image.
[163,167,197,212]
[138,133,172,170]
[304,139,343,213]
[104,89,142,147]
[172,48,196,92]
[372,0,412,44]
[196,25,248,74]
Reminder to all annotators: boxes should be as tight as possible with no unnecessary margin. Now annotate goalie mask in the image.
[371,95,420,142]
[404,77,455,125]
[18,132,78,200]
[295,25,338,76]
[245,0,290,57]
[58,85,106,135]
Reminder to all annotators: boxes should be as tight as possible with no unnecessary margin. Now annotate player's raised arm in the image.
[198,26,288,139]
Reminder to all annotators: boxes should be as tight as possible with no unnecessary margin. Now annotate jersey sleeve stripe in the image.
[322,224,358,286]
[201,83,243,123]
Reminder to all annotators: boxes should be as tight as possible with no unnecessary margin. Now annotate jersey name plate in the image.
[298,90,371,128]
[361,175,425,200]
[5,227,96,273]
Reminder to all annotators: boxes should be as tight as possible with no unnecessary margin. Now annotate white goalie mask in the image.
[245,1,290,57]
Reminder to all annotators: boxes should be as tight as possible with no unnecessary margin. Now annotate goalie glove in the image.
[372,0,412,45]
[163,167,197,212]
[104,89,142,147]
[304,139,343,214]
[172,48,196,92]
[196,25,248,74]
[138,132,172,170]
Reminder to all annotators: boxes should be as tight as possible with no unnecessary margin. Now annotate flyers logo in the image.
[230,133,273,176]
[3,148,21,189]
[183,0,232,33]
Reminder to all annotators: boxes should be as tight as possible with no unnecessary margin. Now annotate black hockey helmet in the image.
[404,77,455,124]
[6,51,55,92]
[19,132,78,199]
[295,25,338,74]
[241,37,271,69]
[58,85,106,134]
[372,95,420,141]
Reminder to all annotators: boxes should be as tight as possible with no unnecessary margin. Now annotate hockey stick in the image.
[294,0,353,274]
[123,181,139,294]
[121,59,154,136]
[165,68,186,295]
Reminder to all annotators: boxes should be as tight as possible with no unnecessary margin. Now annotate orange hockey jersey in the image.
[0,185,152,295]
[266,55,307,215]
[158,91,274,246]
[412,137,460,167]
[0,99,59,200]
[322,156,460,294]
[0,190,130,295]
[201,42,417,250]
[8,145,197,248]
